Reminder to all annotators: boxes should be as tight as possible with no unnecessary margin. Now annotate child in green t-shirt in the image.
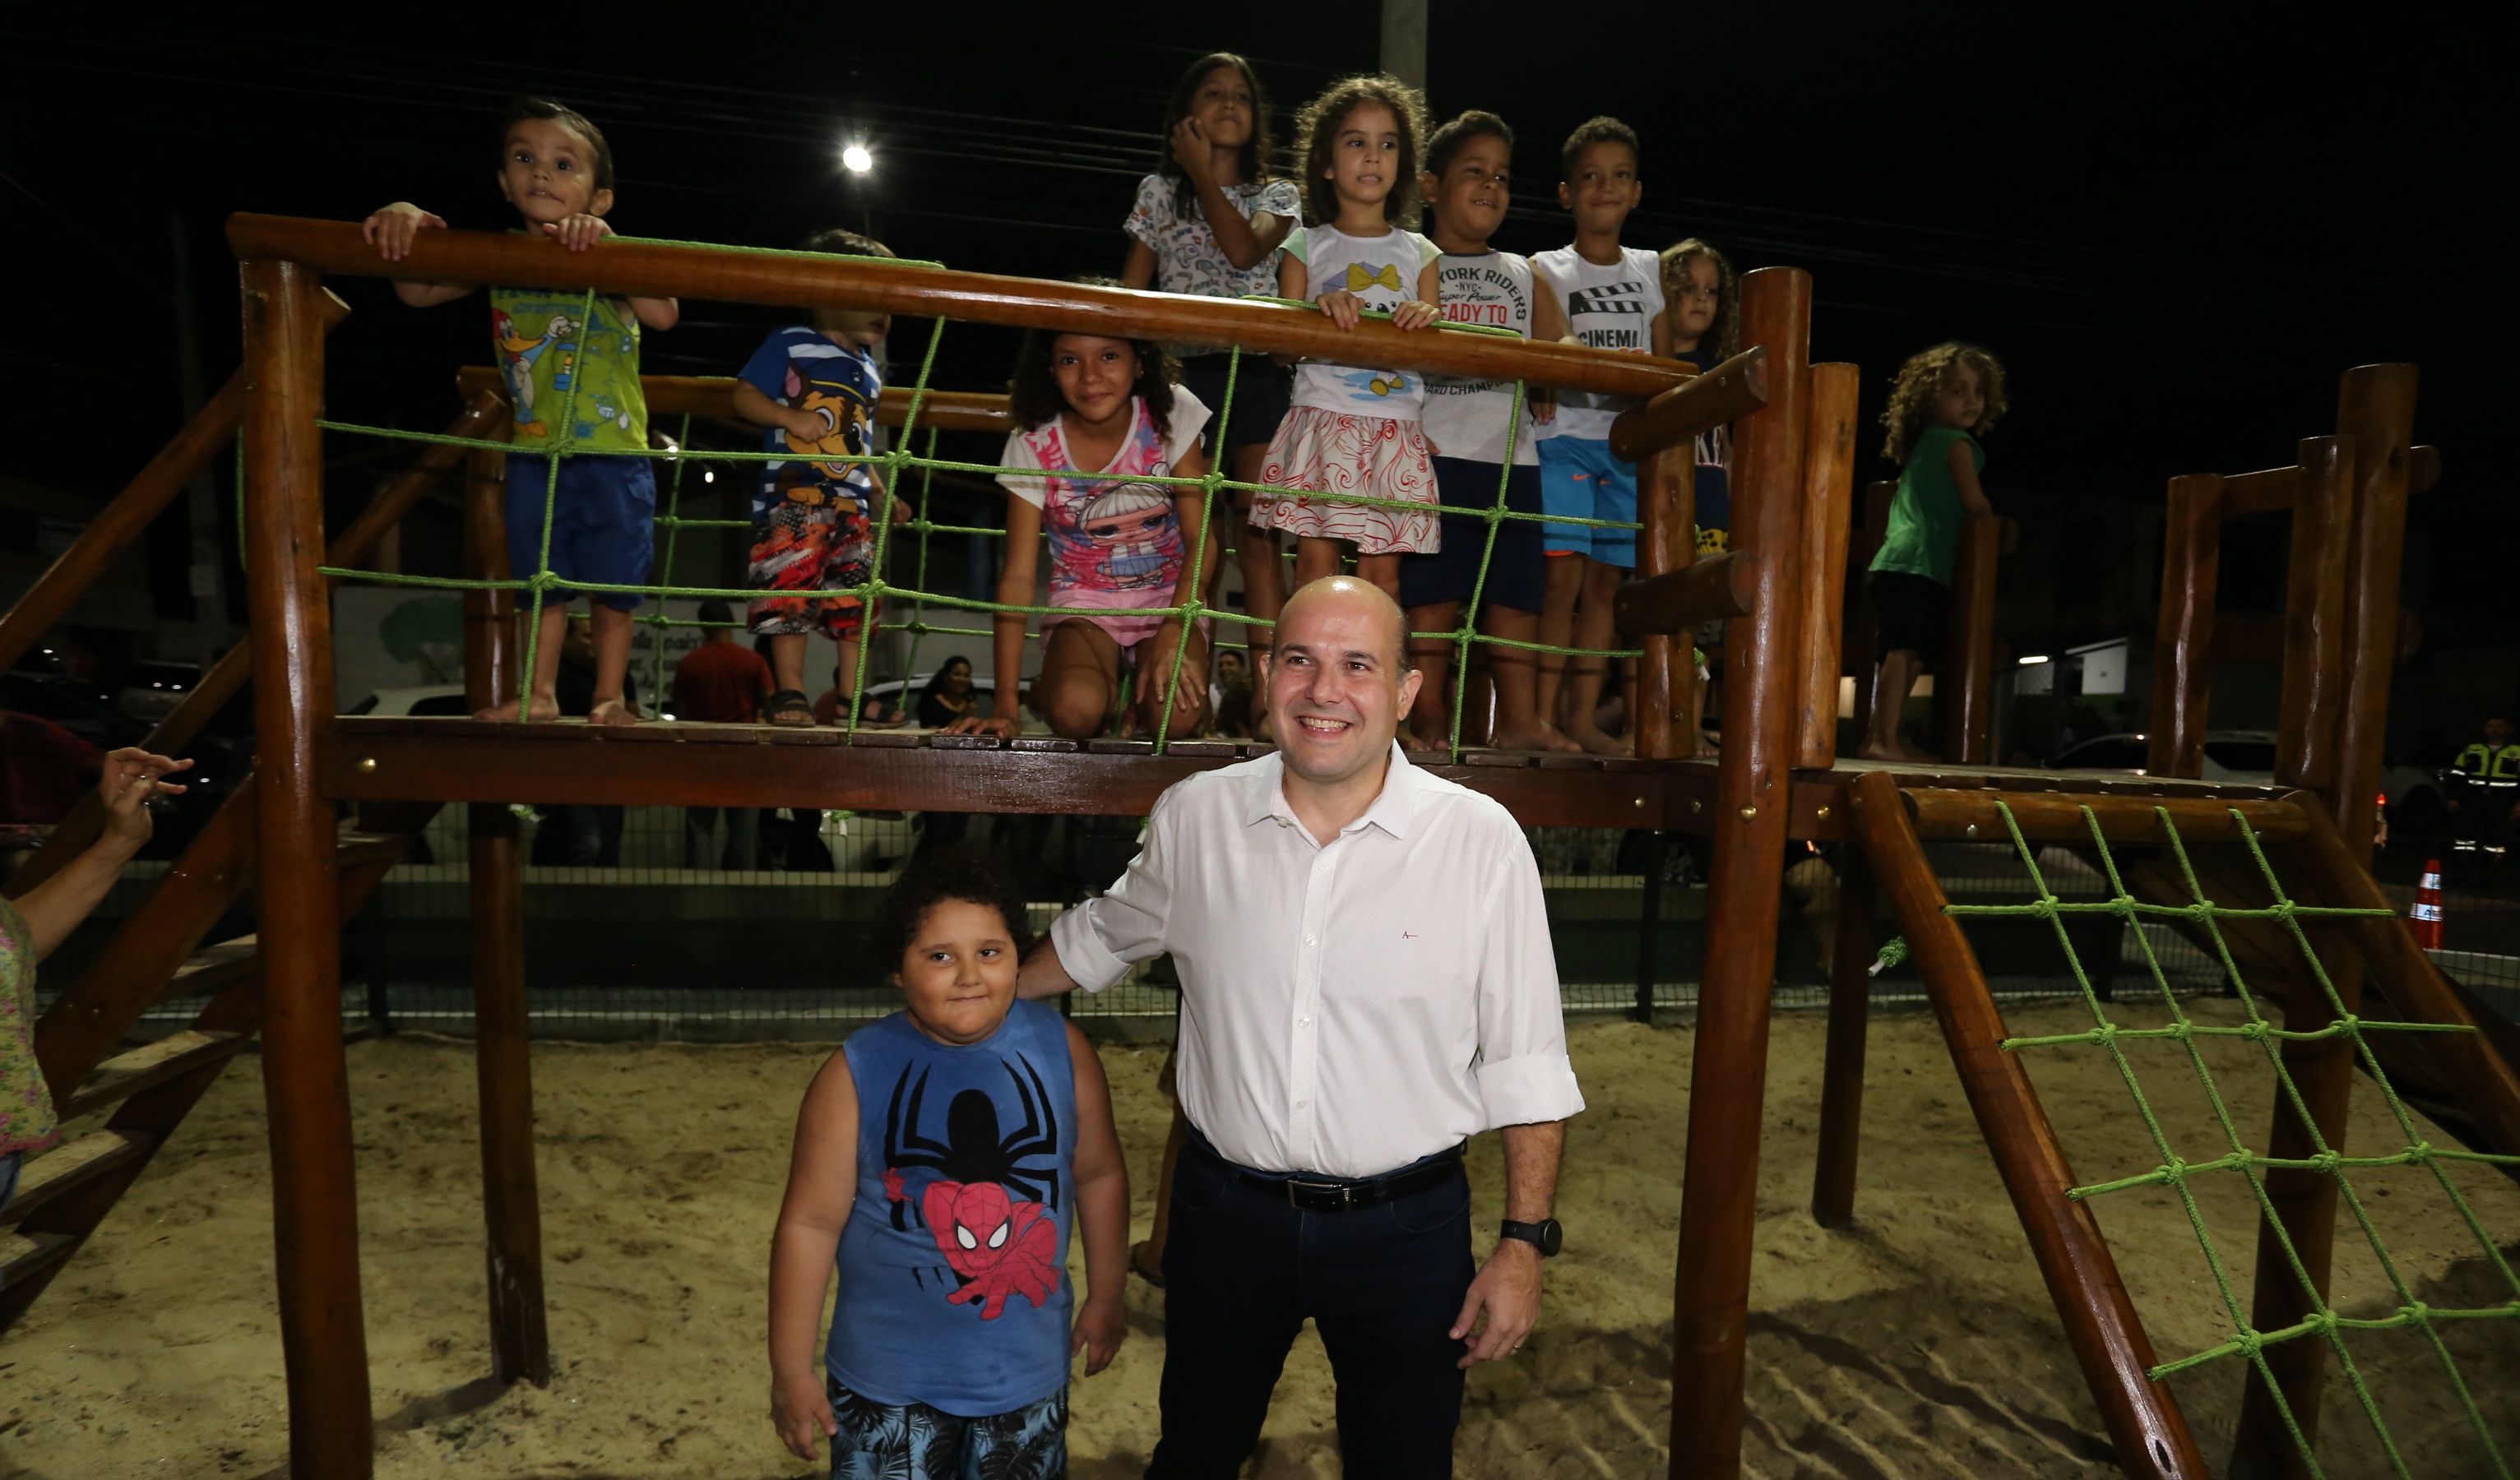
[1860,343,2008,762]
[364,98,679,727]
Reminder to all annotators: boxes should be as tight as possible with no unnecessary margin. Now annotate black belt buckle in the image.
[1288,1177,1359,1212]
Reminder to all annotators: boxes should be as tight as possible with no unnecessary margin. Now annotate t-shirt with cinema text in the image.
[1531,245,1665,439]
[1420,250,1540,467]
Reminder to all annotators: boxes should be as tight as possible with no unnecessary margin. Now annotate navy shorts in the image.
[1868,569,1950,658]
[1398,457,1545,613]
[824,1375,1066,1478]
[1179,355,1293,460]
[505,453,656,611]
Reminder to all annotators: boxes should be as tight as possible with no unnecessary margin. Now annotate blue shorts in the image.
[1179,355,1293,459]
[505,453,656,611]
[1536,436,1638,568]
[1397,457,1545,613]
[825,1375,1065,1478]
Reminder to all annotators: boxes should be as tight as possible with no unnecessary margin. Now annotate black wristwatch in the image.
[1499,1218,1563,1257]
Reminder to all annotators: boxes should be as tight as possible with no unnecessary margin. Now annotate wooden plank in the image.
[1938,513,2002,765]
[1904,787,2309,845]
[0,1131,155,1223]
[2273,437,2352,790]
[60,1031,247,1122]
[2147,474,2222,778]
[1669,265,1811,1480]
[161,937,261,1004]
[1630,446,1693,761]
[0,1233,77,1290]
[2219,465,2300,516]
[229,214,1695,401]
[1614,549,1753,638]
[1847,771,2208,1478]
[452,368,1009,434]
[1795,363,1860,770]
[241,256,374,1478]
[2328,364,2419,851]
[1844,480,1896,748]
[1607,345,1768,462]
[1809,848,1878,1228]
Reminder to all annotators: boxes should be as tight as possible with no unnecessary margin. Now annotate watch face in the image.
[1536,1218,1563,1257]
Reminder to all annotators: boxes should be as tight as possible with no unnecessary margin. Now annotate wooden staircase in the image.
[0,330,500,1330]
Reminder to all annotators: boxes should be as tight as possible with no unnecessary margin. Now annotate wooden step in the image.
[334,829,415,872]
[157,936,259,1006]
[0,1131,155,1223]
[0,1232,77,1287]
[60,1031,248,1122]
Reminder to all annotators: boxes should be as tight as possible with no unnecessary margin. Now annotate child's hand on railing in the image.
[361,202,446,261]
[1389,299,1438,331]
[943,714,1021,742]
[1313,289,1364,330]
[541,214,614,252]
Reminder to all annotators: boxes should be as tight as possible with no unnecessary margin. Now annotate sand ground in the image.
[3,999,2517,1478]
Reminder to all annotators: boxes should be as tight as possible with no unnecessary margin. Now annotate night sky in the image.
[4,12,2505,733]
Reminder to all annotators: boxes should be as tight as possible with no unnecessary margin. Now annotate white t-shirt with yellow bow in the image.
[1283,223,1443,419]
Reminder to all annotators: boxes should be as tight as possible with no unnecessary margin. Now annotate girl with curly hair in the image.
[1658,237,1742,756]
[948,298,1219,742]
[1862,342,2009,761]
[1250,73,1444,599]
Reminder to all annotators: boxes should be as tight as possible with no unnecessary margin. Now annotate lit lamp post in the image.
[841,140,873,235]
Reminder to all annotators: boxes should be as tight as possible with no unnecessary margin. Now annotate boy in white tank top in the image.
[1530,117,1669,756]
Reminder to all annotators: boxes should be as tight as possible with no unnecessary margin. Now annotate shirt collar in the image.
[1243,742,1424,840]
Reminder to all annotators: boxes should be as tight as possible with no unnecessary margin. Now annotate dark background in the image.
[2,8,2506,756]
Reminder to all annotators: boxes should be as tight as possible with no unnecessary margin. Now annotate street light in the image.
[841,142,873,174]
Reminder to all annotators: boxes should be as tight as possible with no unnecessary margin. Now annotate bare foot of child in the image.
[1401,724,1448,754]
[1488,717,1582,754]
[1692,730,1721,758]
[1563,721,1632,758]
[475,696,561,723]
[589,698,639,727]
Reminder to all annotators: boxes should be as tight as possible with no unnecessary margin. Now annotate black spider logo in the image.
[882,1055,1062,1232]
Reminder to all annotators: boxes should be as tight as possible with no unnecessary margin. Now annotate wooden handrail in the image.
[1605,345,1767,462]
[1936,512,2002,764]
[1613,551,1755,635]
[1794,363,1860,769]
[4,388,505,900]
[2203,442,2434,519]
[452,368,1011,434]
[229,214,1696,401]
[0,294,349,676]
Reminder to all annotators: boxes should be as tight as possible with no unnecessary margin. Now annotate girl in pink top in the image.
[954,320,1219,742]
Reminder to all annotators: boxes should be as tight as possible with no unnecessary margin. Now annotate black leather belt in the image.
[1211,1140,1466,1214]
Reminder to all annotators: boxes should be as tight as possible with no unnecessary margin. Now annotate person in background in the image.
[4,749,192,1226]
[1123,53,1300,688]
[1531,117,1668,758]
[1862,343,2009,762]
[1658,238,1740,757]
[672,599,773,868]
[915,658,980,851]
[536,615,640,865]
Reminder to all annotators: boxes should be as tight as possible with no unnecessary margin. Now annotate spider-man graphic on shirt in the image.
[878,1055,1063,1320]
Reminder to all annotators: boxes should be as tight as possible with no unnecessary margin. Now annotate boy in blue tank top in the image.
[770,850,1128,1475]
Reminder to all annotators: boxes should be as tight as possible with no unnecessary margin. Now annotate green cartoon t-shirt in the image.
[489,285,648,453]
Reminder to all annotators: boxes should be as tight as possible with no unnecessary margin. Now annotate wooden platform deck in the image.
[327,717,2290,836]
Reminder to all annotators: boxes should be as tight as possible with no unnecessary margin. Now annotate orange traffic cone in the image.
[2408,859,2445,950]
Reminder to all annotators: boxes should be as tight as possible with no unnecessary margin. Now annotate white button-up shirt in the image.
[1050,744,1585,1178]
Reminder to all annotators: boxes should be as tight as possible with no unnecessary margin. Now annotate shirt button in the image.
[1304,935,1316,945]
[1298,1016,1312,1027]
[1295,1099,1309,1110]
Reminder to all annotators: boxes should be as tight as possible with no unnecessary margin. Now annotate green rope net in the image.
[1954,799,2520,1477]
[312,241,1652,760]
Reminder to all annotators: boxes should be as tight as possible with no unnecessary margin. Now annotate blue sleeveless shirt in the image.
[828,1001,1078,1416]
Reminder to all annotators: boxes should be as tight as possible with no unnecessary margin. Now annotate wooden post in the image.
[1633,446,1696,761]
[2147,474,2224,779]
[1666,266,1809,1480]
[1936,514,2000,764]
[239,257,373,1478]
[1809,846,1877,1227]
[1845,481,1896,752]
[2272,437,2352,790]
[1794,365,1860,770]
[2326,364,2419,849]
[462,436,552,1386]
[1848,773,2208,1478]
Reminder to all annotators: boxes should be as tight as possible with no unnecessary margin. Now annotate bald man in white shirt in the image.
[1020,576,1584,1478]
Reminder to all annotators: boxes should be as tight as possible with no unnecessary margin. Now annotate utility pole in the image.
[1381,0,1428,90]
[171,208,233,659]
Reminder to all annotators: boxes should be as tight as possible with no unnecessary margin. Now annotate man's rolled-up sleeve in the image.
[1472,816,1586,1127]
[1049,796,1177,993]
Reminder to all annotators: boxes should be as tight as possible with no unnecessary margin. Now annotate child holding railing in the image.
[951,308,1218,742]
[1862,342,2008,762]
[364,97,677,726]
[1248,74,1444,601]
[1122,52,1300,664]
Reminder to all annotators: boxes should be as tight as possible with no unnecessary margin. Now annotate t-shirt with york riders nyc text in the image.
[1530,245,1665,440]
[1420,250,1540,467]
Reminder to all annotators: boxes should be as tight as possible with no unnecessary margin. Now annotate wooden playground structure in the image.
[2,213,2512,1478]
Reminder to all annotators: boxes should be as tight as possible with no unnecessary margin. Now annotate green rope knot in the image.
[2309,1149,2345,1175]
[2181,900,2216,923]
[2230,1325,2268,1355]
[2403,1140,2438,1166]
[2400,1302,2433,1325]
[2156,1155,2192,1184]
